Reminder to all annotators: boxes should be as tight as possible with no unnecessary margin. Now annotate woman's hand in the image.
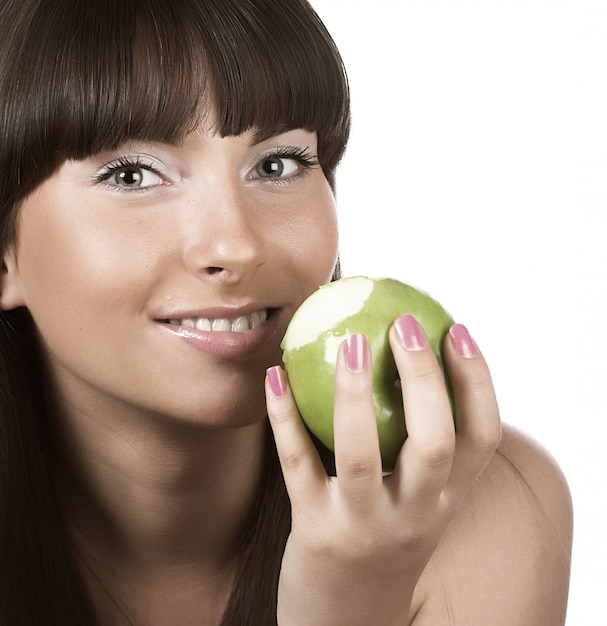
[265,315,501,626]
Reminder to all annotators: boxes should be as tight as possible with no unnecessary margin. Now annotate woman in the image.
[0,0,572,624]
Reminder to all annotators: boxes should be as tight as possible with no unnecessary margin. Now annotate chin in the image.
[161,386,269,431]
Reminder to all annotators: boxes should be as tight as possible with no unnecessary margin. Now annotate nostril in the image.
[206,267,224,275]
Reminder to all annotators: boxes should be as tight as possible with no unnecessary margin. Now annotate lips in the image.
[160,306,280,359]
[167,308,268,333]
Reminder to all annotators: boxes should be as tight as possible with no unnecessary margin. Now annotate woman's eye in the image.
[95,159,164,190]
[111,166,162,188]
[255,156,300,179]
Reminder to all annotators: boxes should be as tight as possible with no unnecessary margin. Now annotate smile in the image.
[167,309,268,333]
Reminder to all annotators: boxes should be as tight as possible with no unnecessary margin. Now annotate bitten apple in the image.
[281,276,455,470]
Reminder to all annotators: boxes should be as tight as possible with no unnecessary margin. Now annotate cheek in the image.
[278,187,340,284]
[304,213,339,279]
[15,205,153,334]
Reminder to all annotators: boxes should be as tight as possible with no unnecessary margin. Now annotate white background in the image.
[310,1,606,623]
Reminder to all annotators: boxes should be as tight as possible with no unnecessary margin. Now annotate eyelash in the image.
[93,156,162,192]
[247,146,320,187]
[257,146,320,175]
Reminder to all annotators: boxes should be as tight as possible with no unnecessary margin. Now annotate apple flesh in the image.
[281,276,455,470]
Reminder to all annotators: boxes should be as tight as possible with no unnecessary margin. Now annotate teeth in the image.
[171,309,268,333]
[212,318,231,332]
[195,318,212,331]
[231,316,249,332]
[250,309,267,329]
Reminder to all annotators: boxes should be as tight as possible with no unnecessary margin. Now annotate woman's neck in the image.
[51,403,268,623]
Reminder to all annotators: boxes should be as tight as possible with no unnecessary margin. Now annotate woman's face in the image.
[2,126,338,427]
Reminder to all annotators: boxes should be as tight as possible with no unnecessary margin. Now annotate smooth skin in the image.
[266,320,572,624]
[1,121,572,624]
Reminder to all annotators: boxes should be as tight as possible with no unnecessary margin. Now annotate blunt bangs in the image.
[0,0,350,231]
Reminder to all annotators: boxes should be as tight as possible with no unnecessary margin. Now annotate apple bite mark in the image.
[281,278,374,351]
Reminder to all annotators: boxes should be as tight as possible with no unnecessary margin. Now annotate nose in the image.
[182,186,267,284]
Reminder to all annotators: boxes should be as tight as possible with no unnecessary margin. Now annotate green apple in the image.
[281,276,455,470]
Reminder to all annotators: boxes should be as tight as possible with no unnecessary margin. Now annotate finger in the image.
[333,334,383,505]
[442,324,502,504]
[265,366,327,508]
[389,315,455,508]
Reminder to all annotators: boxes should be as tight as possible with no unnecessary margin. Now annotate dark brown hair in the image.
[0,0,349,623]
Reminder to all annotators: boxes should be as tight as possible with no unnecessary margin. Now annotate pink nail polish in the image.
[449,324,476,358]
[394,314,425,351]
[267,366,287,397]
[345,334,368,372]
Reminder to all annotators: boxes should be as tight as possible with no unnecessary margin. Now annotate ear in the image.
[0,245,27,311]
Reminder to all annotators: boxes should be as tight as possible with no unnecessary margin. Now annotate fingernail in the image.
[345,334,368,372]
[394,314,425,351]
[266,366,287,397]
[449,324,476,358]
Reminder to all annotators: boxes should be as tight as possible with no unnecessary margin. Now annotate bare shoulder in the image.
[411,424,573,625]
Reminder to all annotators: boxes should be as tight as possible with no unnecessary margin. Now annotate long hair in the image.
[0,1,350,623]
